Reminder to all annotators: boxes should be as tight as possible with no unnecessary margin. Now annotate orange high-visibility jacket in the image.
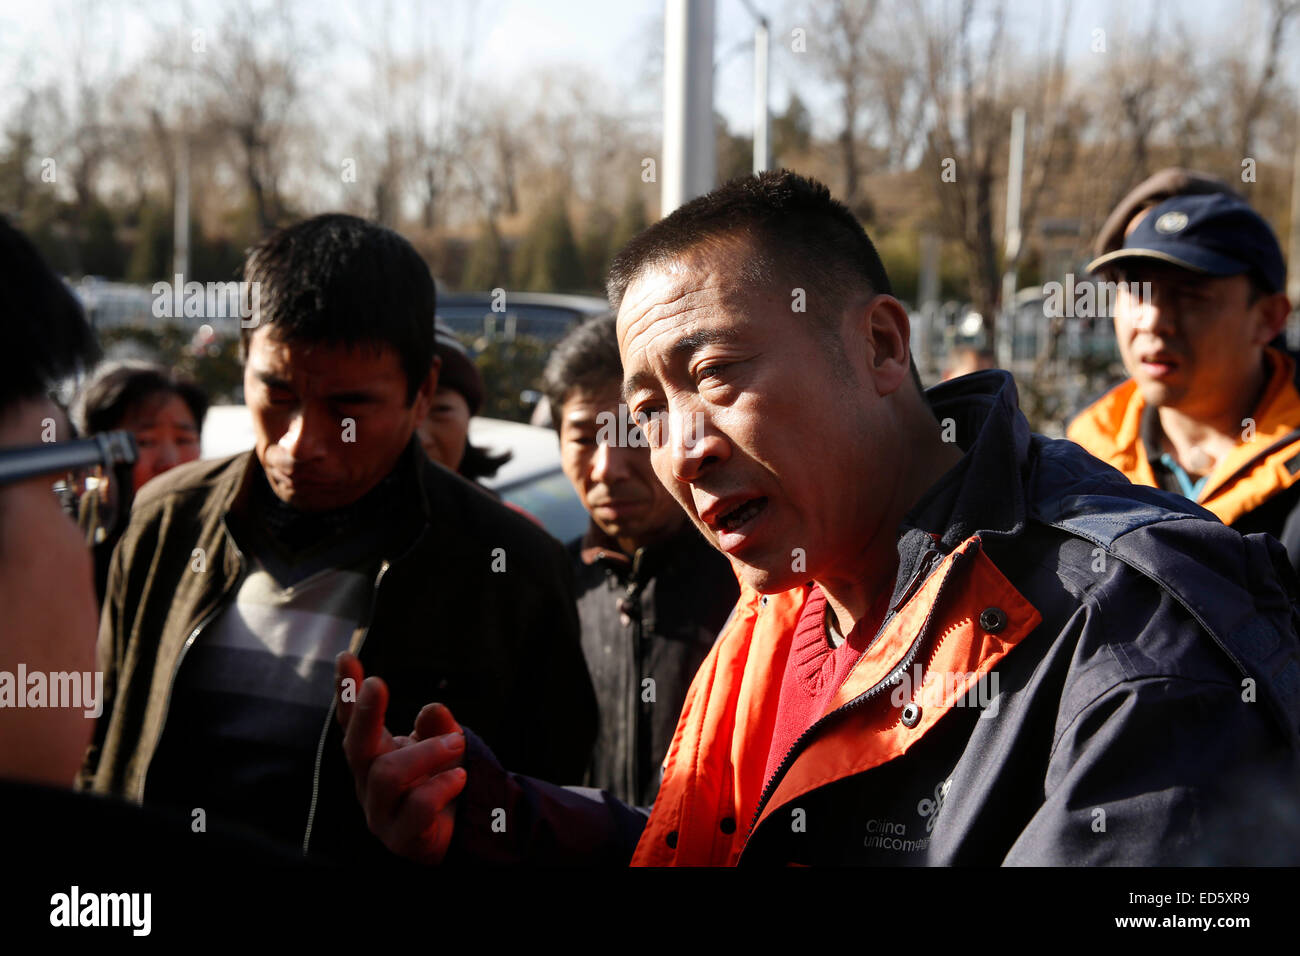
[630,585,807,866]
[631,537,1042,866]
[1068,347,1300,533]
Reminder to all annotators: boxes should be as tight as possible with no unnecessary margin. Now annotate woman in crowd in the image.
[76,360,208,494]
[417,320,511,485]
[73,360,208,600]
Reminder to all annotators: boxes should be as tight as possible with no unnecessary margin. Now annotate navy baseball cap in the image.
[1087,193,1285,294]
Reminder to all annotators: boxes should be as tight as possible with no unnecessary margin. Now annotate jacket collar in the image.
[578,521,628,568]
[222,434,433,550]
[1195,347,1300,500]
[1067,378,1148,478]
[914,369,1032,548]
[1069,347,1300,506]
[1135,351,1297,490]
[579,519,708,582]
[830,369,1033,620]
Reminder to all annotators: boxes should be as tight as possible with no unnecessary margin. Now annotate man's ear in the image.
[1254,292,1291,346]
[861,295,912,396]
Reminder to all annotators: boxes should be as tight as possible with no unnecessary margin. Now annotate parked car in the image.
[200,405,588,544]
[468,417,588,543]
[436,291,609,343]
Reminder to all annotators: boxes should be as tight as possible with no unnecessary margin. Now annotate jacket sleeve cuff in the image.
[444,727,649,866]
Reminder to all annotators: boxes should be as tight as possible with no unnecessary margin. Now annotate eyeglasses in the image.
[0,431,139,546]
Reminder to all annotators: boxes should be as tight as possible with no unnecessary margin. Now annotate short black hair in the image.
[240,214,436,403]
[607,170,922,391]
[0,217,99,418]
[74,360,209,437]
[541,314,622,431]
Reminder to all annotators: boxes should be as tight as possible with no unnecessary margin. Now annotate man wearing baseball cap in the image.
[1091,166,1241,258]
[1069,192,1300,570]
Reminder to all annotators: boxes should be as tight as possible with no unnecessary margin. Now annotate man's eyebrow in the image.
[328,389,382,403]
[668,327,742,358]
[622,370,658,403]
[620,328,742,402]
[138,419,199,432]
[563,412,599,429]
[254,370,293,390]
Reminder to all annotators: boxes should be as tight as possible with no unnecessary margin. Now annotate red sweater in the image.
[762,584,880,784]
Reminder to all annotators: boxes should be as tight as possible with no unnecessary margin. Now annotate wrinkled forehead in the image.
[248,327,399,382]
[615,241,769,358]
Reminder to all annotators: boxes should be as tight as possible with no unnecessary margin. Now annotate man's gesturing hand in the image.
[335,652,468,864]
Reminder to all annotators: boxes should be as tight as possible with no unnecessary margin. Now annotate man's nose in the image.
[156,440,180,469]
[278,407,329,462]
[669,408,727,483]
[1128,282,1177,335]
[591,436,632,484]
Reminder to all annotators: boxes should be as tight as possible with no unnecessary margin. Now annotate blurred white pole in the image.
[173,4,191,280]
[752,17,769,174]
[1000,107,1026,368]
[174,132,190,280]
[662,0,716,214]
[1004,108,1025,264]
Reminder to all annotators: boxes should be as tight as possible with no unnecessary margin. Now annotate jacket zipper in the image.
[301,557,391,855]
[138,521,246,803]
[622,550,647,803]
[890,547,944,625]
[744,543,970,843]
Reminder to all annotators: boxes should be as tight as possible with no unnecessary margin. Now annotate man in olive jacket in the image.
[78,214,597,865]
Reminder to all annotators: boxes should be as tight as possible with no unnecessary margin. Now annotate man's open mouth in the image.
[718,497,767,532]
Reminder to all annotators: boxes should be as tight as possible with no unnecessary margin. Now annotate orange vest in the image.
[1067,347,1300,526]
[630,535,1041,866]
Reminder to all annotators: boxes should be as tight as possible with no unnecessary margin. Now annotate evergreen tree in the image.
[772,94,813,163]
[126,202,172,283]
[513,194,583,292]
[80,202,125,278]
[715,112,753,183]
[578,204,616,291]
[462,220,505,290]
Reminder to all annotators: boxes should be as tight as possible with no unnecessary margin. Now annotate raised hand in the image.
[335,652,468,864]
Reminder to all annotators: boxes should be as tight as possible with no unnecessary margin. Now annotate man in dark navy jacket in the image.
[334,172,1300,866]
